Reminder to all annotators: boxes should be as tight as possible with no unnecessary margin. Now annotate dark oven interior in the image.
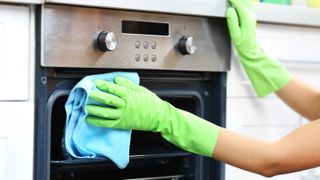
[35,69,226,180]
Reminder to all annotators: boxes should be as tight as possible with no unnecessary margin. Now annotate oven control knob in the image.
[179,36,196,55]
[97,31,118,52]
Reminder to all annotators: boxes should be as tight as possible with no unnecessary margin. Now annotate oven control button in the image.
[135,54,141,61]
[143,41,149,49]
[151,42,157,49]
[143,54,149,62]
[179,36,196,55]
[151,54,157,62]
[97,31,117,52]
[135,41,141,49]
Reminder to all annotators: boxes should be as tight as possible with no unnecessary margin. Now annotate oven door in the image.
[35,70,226,180]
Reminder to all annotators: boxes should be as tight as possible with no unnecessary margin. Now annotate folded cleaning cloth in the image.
[64,72,139,169]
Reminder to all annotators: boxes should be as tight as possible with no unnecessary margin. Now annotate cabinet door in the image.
[0,5,30,101]
[0,5,34,180]
[257,23,320,63]
[0,102,34,180]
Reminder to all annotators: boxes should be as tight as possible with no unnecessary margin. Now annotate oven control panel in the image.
[42,5,230,72]
[96,31,196,56]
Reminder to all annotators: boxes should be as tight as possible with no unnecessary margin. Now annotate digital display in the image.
[122,20,169,36]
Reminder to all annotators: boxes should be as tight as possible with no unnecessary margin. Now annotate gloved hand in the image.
[226,0,291,97]
[85,76,220,157]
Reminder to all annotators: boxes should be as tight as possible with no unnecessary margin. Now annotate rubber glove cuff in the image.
[159,102,220,157]
[238,48,292,97]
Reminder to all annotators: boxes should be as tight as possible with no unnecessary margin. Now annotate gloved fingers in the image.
[226,7,242,44]
[86,105,123,119]
[89,90,126,108]
[94,79,127,97]
[229,0,254,28]
[115,76,141,91]
[86,116,122,128]
[241,0,256,29]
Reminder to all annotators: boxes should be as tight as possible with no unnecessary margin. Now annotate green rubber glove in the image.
[226,0,291,97]
[85,76,220,157]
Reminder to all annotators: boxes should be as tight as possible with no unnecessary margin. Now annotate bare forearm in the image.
[212,128,277,177]
[212,120,320,177]
[276,76,320,120]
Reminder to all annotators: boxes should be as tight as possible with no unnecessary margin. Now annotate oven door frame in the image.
[35,69,226,180]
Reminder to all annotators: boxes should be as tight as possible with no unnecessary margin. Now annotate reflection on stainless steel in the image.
[42,5,230,72]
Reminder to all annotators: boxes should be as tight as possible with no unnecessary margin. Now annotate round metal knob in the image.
[97,31,118,52]
[179,36,196,55]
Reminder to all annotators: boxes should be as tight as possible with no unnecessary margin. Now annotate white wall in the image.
[226,23,320,180]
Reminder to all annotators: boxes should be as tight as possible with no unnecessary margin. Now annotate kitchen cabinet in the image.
[0,4,35,180]
[255,3,320,27]
[0,102,34,180]
[257,23,320,63]
[0,5,30,101]
[227,98,300,128]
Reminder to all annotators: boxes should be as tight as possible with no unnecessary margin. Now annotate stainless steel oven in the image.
[35,4,230,180]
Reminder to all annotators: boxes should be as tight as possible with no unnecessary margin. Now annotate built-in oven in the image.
[35,4,230,180]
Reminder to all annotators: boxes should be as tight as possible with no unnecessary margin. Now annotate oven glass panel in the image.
[50,94,196,179]
[50,95,197,160]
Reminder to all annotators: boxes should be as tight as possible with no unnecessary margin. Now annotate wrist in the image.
[239,51,292,97]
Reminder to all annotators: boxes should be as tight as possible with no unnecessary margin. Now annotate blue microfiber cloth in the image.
[64,72,139,169]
